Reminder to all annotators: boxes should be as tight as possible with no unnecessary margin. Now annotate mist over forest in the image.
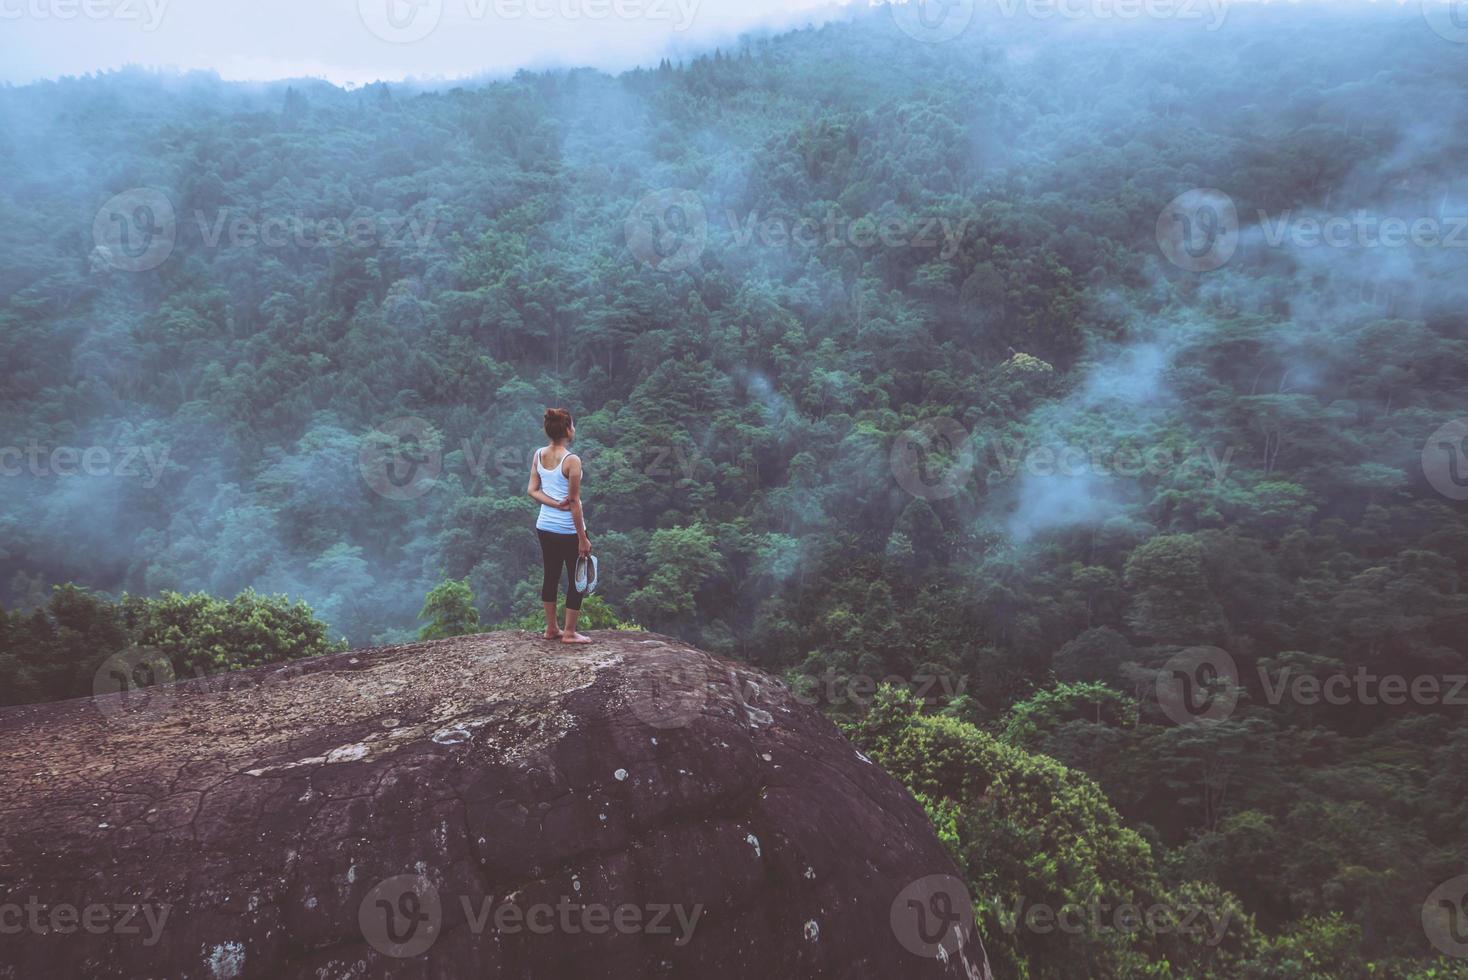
[4,2,1468,974]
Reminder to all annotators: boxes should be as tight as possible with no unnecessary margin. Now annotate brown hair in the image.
[544,408,573,441]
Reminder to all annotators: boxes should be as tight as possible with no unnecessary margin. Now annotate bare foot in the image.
[542,629,562,640]
[560,632,592,645]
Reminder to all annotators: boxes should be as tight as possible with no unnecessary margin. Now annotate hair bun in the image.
[544,408,573,440]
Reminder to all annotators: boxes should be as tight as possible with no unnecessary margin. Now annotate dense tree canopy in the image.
[2,4,1467,973]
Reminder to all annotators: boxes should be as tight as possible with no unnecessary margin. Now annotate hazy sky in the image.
[0,0,849,85]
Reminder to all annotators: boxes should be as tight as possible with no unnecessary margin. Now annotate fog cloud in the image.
[1,0,848,85]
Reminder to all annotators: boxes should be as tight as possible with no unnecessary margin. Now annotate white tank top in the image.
[535,448,578,534]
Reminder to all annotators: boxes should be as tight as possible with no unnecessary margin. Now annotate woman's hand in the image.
[578,534,592,557]
[529,486,573,510]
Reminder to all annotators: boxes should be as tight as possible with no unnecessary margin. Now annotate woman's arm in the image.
[564,456,591,555]
[527,457,571,509]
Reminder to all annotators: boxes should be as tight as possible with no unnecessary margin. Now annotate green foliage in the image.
[1001,681,1138,747]
[1123,535,1226,645]
[0,586,341,705]
[626,524,719,626]
[0,585,130,705]
[848,686,1253,979]
[417,578,481,641]
[127,589,342,677]
[1052,627,1133,685]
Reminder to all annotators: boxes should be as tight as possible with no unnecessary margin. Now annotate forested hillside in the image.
[3,4,1468,974]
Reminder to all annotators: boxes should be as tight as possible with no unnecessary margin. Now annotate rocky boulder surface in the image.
[0,631,990,979]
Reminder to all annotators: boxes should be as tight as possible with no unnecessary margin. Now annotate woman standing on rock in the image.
[528,408,593,644]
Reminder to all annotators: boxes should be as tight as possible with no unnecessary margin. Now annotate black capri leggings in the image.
[538,530,583,611]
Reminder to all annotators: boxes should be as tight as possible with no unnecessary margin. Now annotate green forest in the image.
[3,4,1468,975]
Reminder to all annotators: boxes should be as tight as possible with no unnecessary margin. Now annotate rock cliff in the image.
[0,631,989,979]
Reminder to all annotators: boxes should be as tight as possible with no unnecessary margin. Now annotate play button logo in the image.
[360,0,443,43]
